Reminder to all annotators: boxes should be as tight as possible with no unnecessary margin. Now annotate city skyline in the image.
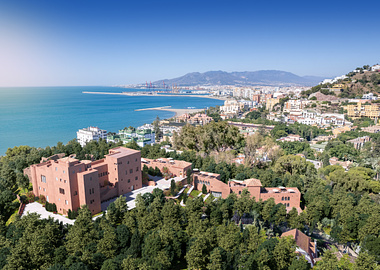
[0,0,379,87]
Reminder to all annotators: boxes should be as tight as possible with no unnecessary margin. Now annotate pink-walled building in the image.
[28,147,142,215]
[141,158,192,178]
[192,172,301,212]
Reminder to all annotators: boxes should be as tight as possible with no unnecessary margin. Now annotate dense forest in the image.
[0,120,380,269]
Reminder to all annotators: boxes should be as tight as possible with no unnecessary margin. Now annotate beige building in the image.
[345,102,380,119]
[266,97,281,111]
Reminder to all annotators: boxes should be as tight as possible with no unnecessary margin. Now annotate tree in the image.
[273,236,296,270]
[354,252,377,270]
[314,250,339,270]
[65,206,98,263]
[207,248,225,270]
[170,179,176,196]
[202,184,207,194]
[97,221,117,259]
[106,195,127,225]
[187,168,193,185]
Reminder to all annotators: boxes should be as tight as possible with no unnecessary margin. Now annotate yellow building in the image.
[345,102,380,119]
[266,97,280,111]
[332,84,346,89]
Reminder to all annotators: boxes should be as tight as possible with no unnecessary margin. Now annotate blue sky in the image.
[0,0,379,86]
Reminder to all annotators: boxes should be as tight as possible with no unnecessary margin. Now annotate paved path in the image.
[23,202,75,225]
[100,186,156,211]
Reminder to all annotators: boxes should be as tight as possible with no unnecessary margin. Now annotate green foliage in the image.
[174,121,244,154]
[202,184,207,194]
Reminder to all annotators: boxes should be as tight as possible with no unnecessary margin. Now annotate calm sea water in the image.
[0,86,223,156]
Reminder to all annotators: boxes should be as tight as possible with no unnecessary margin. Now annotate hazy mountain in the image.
[153,70,327,87]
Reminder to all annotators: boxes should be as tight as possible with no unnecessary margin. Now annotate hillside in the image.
[341,70,380,97]
[153,70,326,87]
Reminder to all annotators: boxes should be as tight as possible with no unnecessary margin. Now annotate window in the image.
[90,177,92,181]
[135,176,138,180]
[92,188,94,194]
[39,186,41,190]
[56,177,58,181]
[65,200,68,205]
[64,180,67,183]
[288,197,290,200]
[79,168,81,172]
[136,167,139,172]
[59,188,65,194]
[135,158,137,162]
[239,191,241,195]
[46,196,49,202]
[127,161,129,164]
[126,170,128,175]
[43,188,46,191]
[128,179,130,183]
[72,170,75,174]
[55,167,58,171]
[60,178,62,182]
[63,170,65,174]
[89,189,92,194]
[74,191,78,196]
[130,169,133,173]
[281,197,284,201]
[41,175,46,183]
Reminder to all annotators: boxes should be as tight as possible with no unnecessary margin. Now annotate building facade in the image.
[141,158,192,178]
[192,172,301,212]
[28,147,142,215]
[77,126,107,147]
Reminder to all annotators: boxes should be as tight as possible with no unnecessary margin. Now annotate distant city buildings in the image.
[175,113,213,126]
[77,126,107,147]
[107,127,155,147]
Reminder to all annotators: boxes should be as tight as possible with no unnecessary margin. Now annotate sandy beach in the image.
[135,106,205,117]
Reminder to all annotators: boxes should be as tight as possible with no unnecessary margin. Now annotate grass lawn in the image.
[190,190,201,198]
[6,209,19,226]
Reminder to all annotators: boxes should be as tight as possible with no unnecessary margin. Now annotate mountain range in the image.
[153,70,327,87]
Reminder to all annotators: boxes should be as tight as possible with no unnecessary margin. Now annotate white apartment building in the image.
[77,126,107,147]
[220,99,246,114]
[371,64,380,71]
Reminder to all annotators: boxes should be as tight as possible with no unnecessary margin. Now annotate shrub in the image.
[26,191,35,203]
[38,195,46,205]
[202,184,207,194]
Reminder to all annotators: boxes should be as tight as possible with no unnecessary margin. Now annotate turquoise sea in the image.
[0,86,224,156]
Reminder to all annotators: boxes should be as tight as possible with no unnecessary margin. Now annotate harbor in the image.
[135,106,206,117]
[82,91,227,100]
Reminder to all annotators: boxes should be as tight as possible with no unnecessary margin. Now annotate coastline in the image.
[82,91,227,101]
[135,106,206,117]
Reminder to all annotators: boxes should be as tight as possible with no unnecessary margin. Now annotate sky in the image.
[0,0,379,86]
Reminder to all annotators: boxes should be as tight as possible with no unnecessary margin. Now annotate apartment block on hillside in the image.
[28,147,142,215]
[77,126,107,147]
[141,158,192,178]
[192,172,301,212]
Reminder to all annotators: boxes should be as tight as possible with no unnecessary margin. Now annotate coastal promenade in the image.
[135,106,205,116]
[82,91,227,101]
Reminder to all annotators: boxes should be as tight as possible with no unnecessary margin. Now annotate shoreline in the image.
[82,91,227,101]
[135,106,205,117]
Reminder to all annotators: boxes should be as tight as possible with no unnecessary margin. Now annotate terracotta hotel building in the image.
[29,147,142,215]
